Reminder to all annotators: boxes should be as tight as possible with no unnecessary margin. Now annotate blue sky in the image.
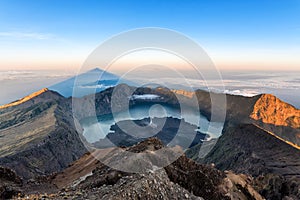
[0,0,299,71]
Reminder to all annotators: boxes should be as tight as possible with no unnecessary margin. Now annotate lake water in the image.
[81,104,223,143]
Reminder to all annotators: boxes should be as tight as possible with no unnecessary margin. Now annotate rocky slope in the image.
[250,94,300,129]
[203,124,300,178]
[201,124,300,199]
[0,167,23,199]
[9,138,264,200]
[250,94,300,146]
[174,88,300,147]
[0,89,87,180]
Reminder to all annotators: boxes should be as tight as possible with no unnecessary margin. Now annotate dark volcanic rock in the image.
[202,123,300,199]
[0,167,23,199]
[11,138,264,200]
[79,138,262,200]
[195,90,260,123]
[165,154,227,199]
[254,174,300,200]
[76,168,202,200]
[94,117,206,149]
[203,124,300,178]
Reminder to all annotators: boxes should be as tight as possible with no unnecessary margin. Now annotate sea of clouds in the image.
[1,70,299,109]
[0,70,74,105]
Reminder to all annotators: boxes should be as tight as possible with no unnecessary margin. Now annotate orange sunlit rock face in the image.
[171,89,195,99]
[250,94,300,129]
[0,88,49,109]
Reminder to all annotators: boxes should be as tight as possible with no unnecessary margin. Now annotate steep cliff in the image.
[202,124,300,199]
[250,94,300,129]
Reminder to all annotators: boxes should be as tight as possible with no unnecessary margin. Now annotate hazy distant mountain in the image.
[49,68,134,97]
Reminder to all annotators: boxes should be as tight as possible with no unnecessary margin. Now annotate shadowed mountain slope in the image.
[201,123,300,199]
[203,124,300,178]
[0,89,87,180]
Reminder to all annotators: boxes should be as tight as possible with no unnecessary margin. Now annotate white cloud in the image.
[79,84,114,89]
[0,31,55,40]
[131,94,161,100]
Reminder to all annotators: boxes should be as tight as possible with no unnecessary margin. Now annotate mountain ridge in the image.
[0,89,86,180]
[0,84,299,199]
[0,88,49,109]
[0,84,299,179]
[250,93,300,129]
[1,84,299,142]
[199,123,300,199]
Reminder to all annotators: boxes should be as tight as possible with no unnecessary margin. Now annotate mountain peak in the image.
[0,88,49,109]
[85,68,116,76]
[49,68,133,98]
[250,93,300,128]
[87,68,103,72]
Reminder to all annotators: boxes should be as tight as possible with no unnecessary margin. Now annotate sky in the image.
[0,0,300,71]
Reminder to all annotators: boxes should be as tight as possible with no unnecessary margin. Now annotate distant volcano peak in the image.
[49,68,132,98]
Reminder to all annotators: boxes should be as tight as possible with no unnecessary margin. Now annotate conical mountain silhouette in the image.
[49,68,133,97]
